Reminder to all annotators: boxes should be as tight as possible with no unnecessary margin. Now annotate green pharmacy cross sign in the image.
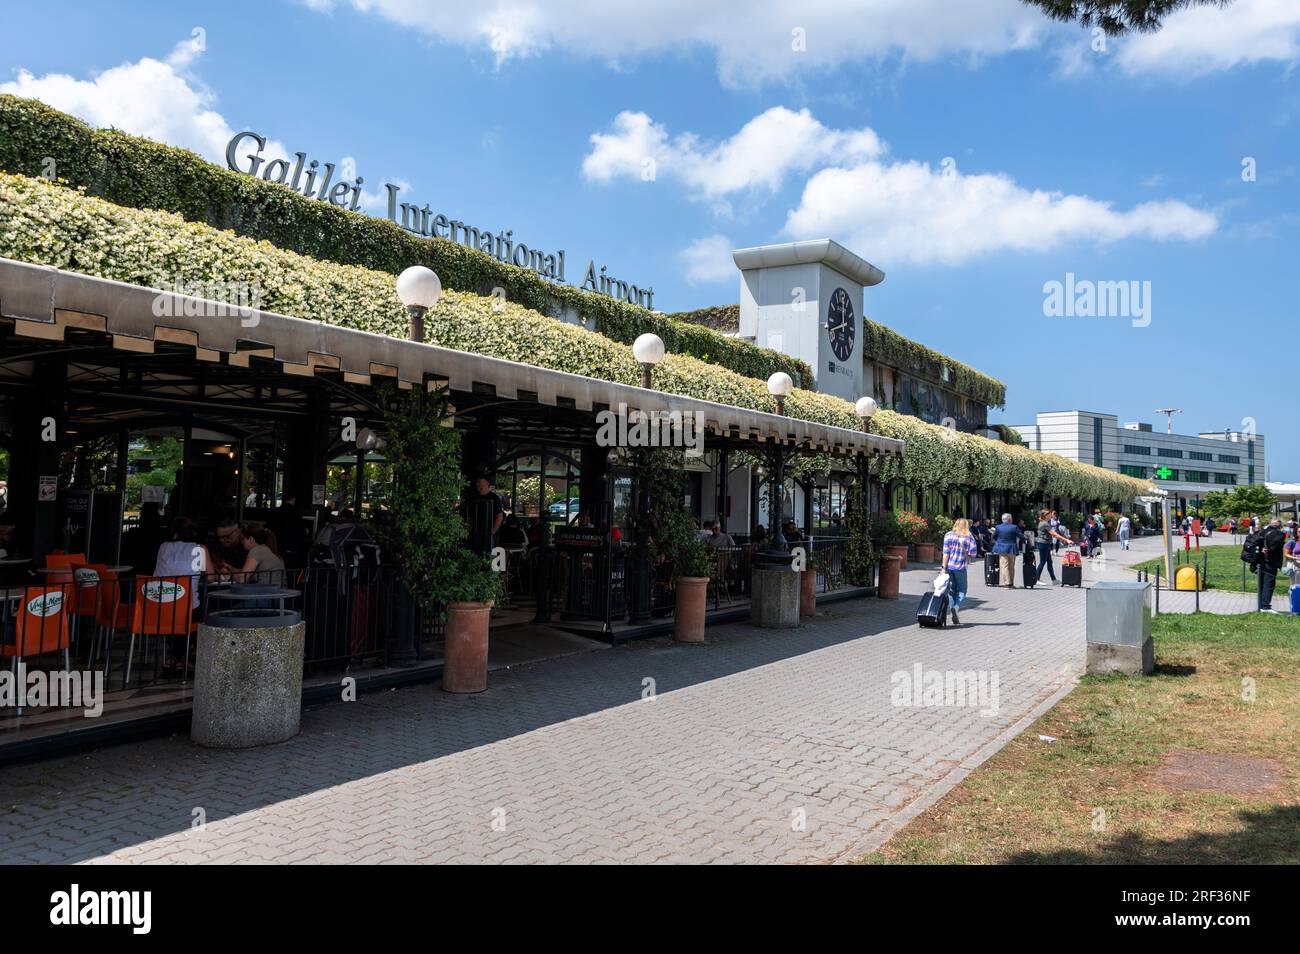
[1154,466,1174,480]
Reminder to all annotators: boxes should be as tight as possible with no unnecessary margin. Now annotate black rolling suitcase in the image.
[984,553,1000,586]
[917,589,949,628]
[1061,547,1083,587]
[1022,546,1036,589]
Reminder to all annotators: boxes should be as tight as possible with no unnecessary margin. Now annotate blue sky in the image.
[2,0,1296,475]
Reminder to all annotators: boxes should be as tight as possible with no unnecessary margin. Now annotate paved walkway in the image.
[0,566,1086,864]
[1077,530,1284,614]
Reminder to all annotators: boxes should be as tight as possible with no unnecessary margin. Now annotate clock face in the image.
[827,287,855,362]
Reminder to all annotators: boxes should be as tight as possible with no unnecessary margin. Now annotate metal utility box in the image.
[1085,581,1153,674]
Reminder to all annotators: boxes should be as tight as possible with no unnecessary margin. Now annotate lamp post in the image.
[396,265,442,343]
[633,333,665,389]
[855,395,879,512]
[766,372,794,558]
[628,333,665,624]
[855,396,878,432]
[389,268,441,667]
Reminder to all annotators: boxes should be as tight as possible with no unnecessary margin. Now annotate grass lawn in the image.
[863,612,1300,864]
[1129,544,1286,600]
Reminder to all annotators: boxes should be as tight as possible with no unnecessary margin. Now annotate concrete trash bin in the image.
[751,565,800,629]
[1085,581,1153,675]
[192,608,306,748]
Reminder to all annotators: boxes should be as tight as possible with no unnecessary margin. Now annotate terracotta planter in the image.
[673,577,709,643]
[914,542,937,564]
[799,567,818,617]
[442,600,493,693]
[877,555,902,599]
[885,545,908,570]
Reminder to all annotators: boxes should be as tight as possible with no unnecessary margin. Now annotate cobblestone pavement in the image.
[0,566,1085,864]
[1081,531,1285,614]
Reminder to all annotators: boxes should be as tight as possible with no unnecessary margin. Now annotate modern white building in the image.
[1011,410,1265,511]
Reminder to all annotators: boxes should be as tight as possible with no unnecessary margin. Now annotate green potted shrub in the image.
[380,384,501,692]
[440,549,503,693]
[641,450,712,643]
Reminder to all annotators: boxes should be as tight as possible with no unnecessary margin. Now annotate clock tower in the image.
[733,239,884,403]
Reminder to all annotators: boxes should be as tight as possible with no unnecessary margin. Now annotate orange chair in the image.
[44,553,87,570]
[72,564,128,668]
[1,583,73,715]
[124,575,198,688]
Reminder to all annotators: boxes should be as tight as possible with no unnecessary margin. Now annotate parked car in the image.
[547,497,581,518]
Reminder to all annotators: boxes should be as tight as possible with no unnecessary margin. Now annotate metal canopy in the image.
[0,257,904,459]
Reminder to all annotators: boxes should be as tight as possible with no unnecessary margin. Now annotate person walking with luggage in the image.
[1256,518,1287,613]
[1036,509,1073,585]
[1084,517,1103,560]
[941,518,979,625]
[1117,512,1132,551]
[991,513,1024,589]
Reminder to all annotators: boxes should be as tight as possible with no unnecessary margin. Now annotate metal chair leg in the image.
[123,633,136,690]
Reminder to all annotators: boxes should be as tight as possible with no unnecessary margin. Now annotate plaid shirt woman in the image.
[941,519,979,625]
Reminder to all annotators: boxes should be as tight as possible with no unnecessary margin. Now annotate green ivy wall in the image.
[0,171,1151,504]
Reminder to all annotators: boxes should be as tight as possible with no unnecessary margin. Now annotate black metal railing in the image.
[1,561,439,710]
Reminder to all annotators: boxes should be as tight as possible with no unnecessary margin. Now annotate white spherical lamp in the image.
[767,371,793,414]
[632,333,665,366]
[855,396,878,420]
[633,333,665,388]
[766,372,794,398]
[396,266,442,342]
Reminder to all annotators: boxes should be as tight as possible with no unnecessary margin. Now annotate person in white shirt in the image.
[1117,514,1132,550]
[705,521,736,549]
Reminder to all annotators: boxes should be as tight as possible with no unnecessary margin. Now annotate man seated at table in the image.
[705,521,735,550]
[210,517,245,573]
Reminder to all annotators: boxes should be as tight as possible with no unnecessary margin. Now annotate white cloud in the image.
[1115,0,1300,76]
[0,38,295,177]
[784,160,1218,266]
[677,234,736,285]
[586,107,1217,267]
[303,0,1045,87]
[583,108,884,200]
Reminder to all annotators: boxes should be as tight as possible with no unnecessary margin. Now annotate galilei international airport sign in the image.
[225,131,654,309]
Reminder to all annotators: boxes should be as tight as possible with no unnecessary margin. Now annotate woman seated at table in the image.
[220,526,286,583]
[154,518,212,594]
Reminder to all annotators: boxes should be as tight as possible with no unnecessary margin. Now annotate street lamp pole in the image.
[766,373,794,559]
[628,334,665,624]
[389,267,443,667]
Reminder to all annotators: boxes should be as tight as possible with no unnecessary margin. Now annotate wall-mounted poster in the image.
[38,476,57,502]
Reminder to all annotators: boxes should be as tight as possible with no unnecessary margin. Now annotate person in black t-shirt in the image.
[1257,518,1287,613]
[462,476,504,554]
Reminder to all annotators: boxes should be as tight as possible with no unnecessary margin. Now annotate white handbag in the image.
[932,571,950,597]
